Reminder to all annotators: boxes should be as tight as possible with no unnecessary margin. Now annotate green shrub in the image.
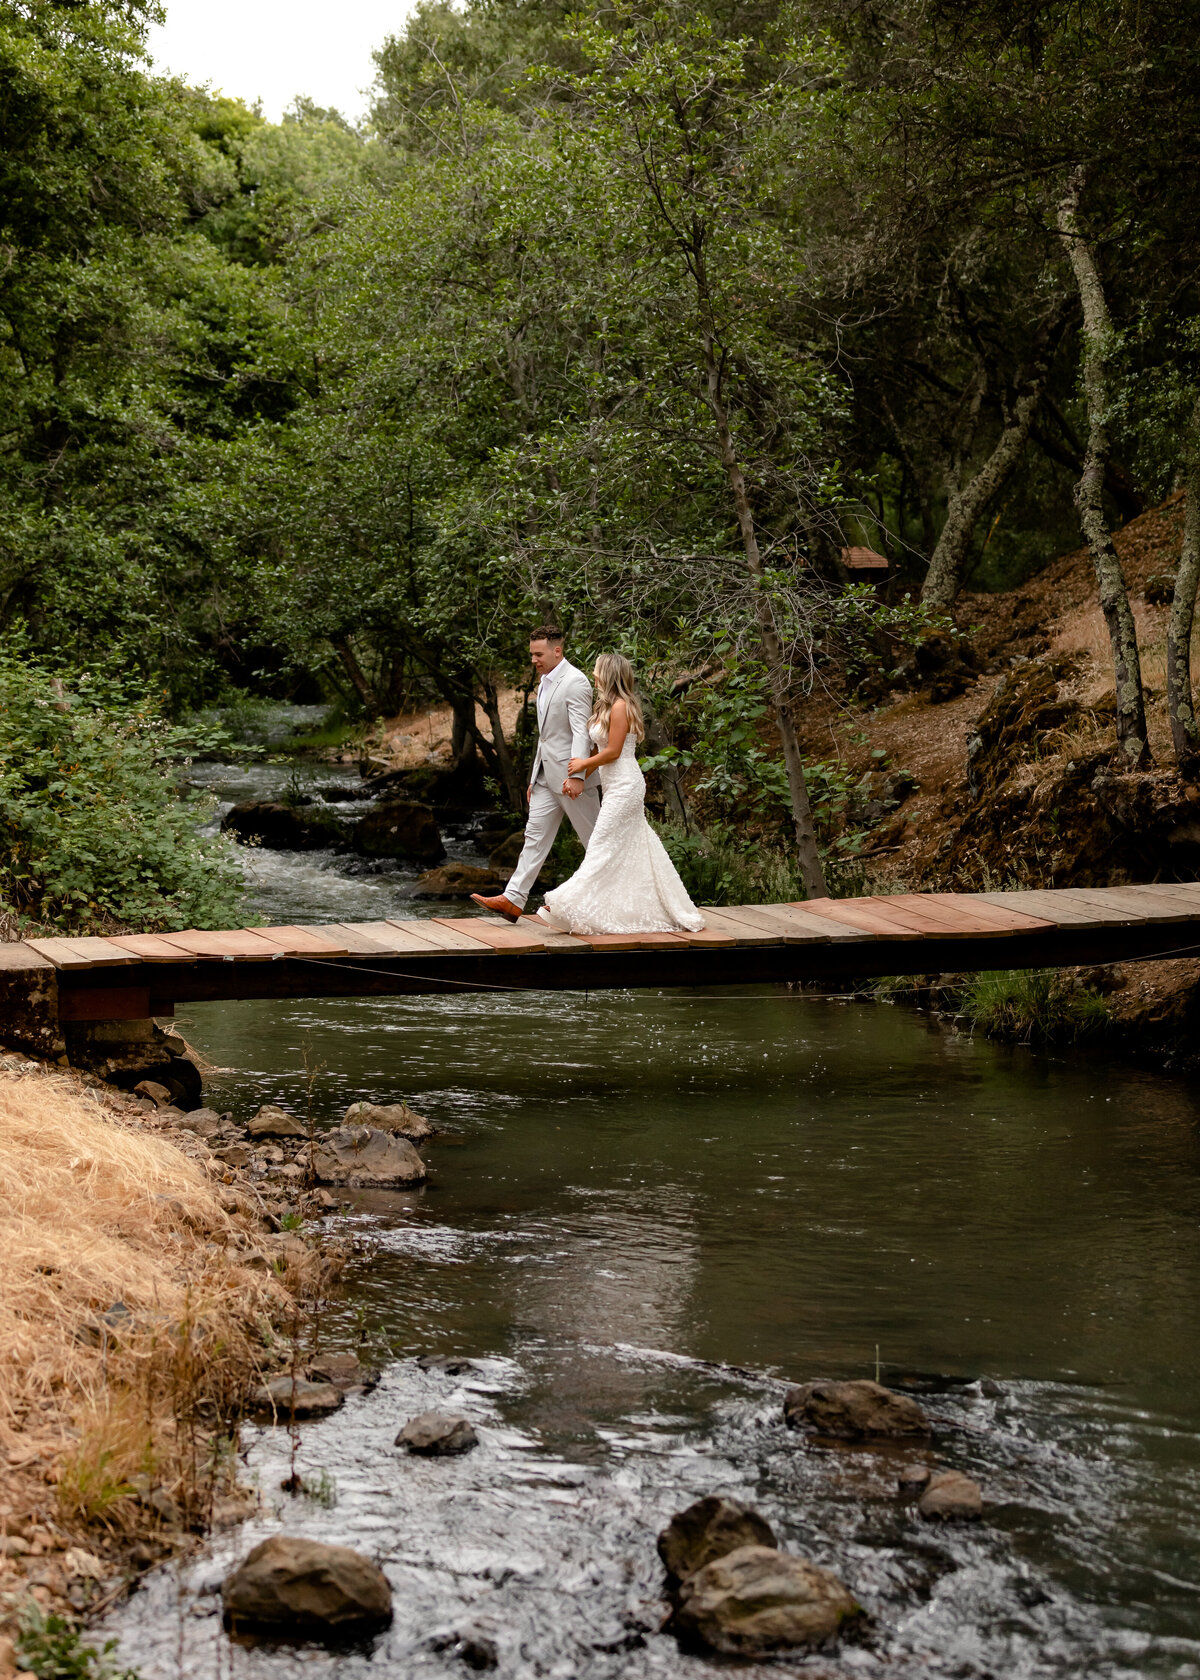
[0,657,246,933]
[16,1606,137,1680]
[961,968,1111,1046]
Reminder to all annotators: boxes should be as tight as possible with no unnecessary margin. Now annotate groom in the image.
[470,627,600,923]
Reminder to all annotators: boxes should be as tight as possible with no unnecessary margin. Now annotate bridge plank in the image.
[695,907,785,946]
[107,933,200,963]
[333,922,443,954]
[887,894,1032,936]
[975,890,1123,927]
[393,919,500,953]
[26,936,136,969]
[719,904,855,943]
[151,930,281,960]
[246,925,351,956]
[516,916,592,951]
[924,894,1054,932]
[433,917,545,953]
[682,923,739,947]
[1077,885,1200,921]
[798,898,925,939]
[1048,888,1156,923]
[580,931,689,950]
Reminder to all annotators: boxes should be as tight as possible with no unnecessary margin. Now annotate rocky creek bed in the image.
[83,978,1200,1680]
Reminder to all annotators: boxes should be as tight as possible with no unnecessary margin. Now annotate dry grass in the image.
[0,1065,299,1602]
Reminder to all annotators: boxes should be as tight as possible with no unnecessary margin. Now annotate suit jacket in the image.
[530,661,595,786]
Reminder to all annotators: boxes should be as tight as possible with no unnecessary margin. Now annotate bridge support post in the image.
[0,944,64,1061]
[61,1017,203,1109]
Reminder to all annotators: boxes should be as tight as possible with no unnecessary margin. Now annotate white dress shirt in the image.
[536,660,565,726]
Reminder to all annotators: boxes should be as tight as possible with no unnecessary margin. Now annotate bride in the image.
[536,653,705,936]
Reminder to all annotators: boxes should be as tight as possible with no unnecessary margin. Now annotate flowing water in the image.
[106,749,1200,1678]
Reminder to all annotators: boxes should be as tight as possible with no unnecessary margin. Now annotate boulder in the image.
[248,1104,308,1140]
[487,831,525,871]
[918,1470,982,1521]
[395,1412,478,1456]
[222,801,349,852]
[342,1100,434,1140]
[658,1496,777,1585]
[249,1376,343,1419]
[222,1536,392,1637]
[352,800,444,863]
[310,1125,426,1188]
[897,1463,932,1494]
[413,863,505,899]
[134,1080,173,1107]
[175,1108,228,1139]
[216,1143,254,1167]
[306,1351,377,1391]
[673,1546,860,1656]
[416,1354,475,1375]
[783,1379,930,1439]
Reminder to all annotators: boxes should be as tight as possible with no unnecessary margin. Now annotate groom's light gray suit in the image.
[504,658,601,909]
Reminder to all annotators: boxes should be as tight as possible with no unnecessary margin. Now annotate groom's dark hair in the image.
[529,626,564,644]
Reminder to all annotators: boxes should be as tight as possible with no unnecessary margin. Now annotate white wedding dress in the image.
[538,724,705,935]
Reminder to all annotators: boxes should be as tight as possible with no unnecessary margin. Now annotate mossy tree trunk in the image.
[1056,167,1150,769]
[1167,394,1200,775]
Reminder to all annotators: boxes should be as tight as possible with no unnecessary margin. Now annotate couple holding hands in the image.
[470,628,704,937]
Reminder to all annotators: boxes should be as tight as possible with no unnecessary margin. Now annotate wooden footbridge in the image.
[11,882,1200,1027]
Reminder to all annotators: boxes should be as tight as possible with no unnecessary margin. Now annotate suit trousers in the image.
[504,774,601,908]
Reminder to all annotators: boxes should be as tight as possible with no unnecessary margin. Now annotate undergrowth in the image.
[16,1607,136,1680]
[961,969,1111,1046]
[654,820,867,904]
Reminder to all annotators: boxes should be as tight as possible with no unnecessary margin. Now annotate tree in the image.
[537,8,851,894]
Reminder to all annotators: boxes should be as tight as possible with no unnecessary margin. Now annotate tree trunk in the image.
[333,637,381,718]
[642,702,692,830]
[480,679,526,815]
[702,337,827,898]
[921,307,1067,610]
[449,695,477,770]
[1056,168,1150,768]
[1167,394,1200,774]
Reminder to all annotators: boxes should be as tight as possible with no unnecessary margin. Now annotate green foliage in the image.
[0,658,246,932]
[962,969,1111,1047]
[16,1606,137,1680]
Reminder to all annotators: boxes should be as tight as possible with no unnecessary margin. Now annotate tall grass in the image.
[961,968,1111,1046]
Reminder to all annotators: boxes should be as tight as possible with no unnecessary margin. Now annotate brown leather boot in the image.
[469,893,523,923]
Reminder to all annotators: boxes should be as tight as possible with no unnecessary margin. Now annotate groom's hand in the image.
[563,776,584,800]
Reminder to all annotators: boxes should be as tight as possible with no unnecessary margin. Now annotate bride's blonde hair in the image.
[591,652,645,742]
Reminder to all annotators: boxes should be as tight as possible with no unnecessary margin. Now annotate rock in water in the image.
[412,863,505,899]
[673,1546,860,1655]
[897,1463,933,1494]
[306,1351,376,1390]
[222,1536,392,1637]
[310,1125,426,1188]
[222,802,349,852]
[248,1104,308,1140]
[658,1496,777,1585]
[395,1412,478,1456]
[352,800,444,862]
[342,1100,434,1140]
[783,1379,931,1439]
[918,1470,983,1520]
[249,1376,344,1419]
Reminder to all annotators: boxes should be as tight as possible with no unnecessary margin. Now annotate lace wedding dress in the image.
[538,724,705,935]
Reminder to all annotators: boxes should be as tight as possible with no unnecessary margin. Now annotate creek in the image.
[104,745,1200,1678]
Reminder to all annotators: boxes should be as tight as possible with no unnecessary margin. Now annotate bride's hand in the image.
[567,757,588,776]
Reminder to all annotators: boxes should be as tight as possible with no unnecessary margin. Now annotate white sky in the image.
[147,0,418,125]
